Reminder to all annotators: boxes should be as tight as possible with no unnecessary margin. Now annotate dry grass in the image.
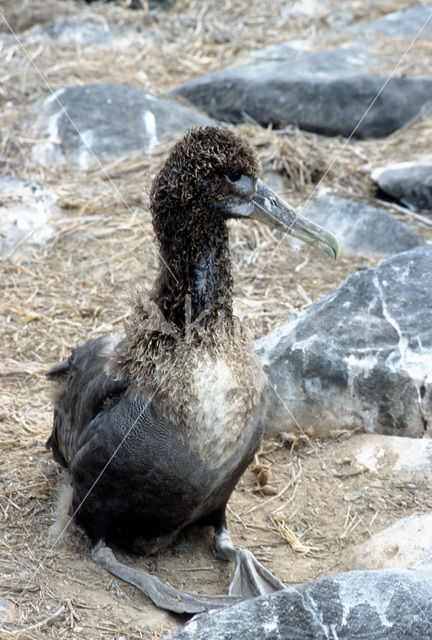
[1,0,432,637]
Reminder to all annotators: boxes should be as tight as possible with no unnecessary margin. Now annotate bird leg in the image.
[214,526,287,598]
[91,540,239,614]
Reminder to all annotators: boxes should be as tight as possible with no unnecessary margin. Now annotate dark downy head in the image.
[150,126,262,245]
[150,126,339,258]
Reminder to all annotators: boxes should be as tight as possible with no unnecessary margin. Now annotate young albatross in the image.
[46,126,339,614]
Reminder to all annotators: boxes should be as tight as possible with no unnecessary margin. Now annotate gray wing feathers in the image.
[46,333,129,468]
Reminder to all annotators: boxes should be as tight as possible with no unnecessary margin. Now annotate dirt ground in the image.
[1,0,432,638]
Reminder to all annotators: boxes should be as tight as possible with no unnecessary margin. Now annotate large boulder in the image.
[167,566,432,640]
[372,160,432,212]
[173,5,432,138]
[172,64,432,138]
[255,246,432,437]
[26,83,214,170]
[302,196,422,257]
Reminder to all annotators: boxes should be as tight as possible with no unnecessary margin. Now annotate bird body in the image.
[47,126,339,612]
[49,325,265,553]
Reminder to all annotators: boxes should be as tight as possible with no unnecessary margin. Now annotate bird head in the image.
[151,126,339,260]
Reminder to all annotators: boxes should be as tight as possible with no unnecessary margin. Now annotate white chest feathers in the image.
[192,356,245,449]
[186,351,266,467]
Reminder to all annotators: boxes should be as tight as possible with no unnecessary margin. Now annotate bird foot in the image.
[91,541,239,614]
[214,529,286,598]
[227,548,287,597]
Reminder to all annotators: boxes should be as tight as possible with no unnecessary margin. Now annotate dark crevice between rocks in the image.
[419,385,428,433]
[375,185,432,214]
[374,185,401,208]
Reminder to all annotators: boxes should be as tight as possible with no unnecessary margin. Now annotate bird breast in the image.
[188,352,264,467]
[142,328,267,470]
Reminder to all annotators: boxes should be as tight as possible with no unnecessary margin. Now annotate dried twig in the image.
[271,513,320,554]
[243,462,302,515]
[13,605,65,637]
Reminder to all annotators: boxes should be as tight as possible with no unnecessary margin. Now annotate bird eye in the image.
[227,171,242,183]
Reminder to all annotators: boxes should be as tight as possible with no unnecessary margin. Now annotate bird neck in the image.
[152,220,234,333]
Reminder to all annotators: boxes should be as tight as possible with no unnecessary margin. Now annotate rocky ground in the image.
[1,0,431,638]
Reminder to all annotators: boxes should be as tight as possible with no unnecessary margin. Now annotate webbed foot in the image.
[91,540,239,614]
[214,528,286,598]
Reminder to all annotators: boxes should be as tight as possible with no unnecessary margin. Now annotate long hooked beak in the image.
[251,179,339,260]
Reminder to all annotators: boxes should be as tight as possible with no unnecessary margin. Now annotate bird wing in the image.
[46,333,129,469]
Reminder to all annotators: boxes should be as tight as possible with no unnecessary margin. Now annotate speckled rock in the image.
[167,567,432,640]
[345,515,432,571]
[301,196,422,257]
[372,160,432,212]
[352,433,432,482]
[255,246,432,437]
[26,83,215,170]
[0,174,56,256]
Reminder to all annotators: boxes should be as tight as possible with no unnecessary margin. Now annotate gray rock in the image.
[174,5,432,140]
[27,83,215,169]
[353,433,432,482]
[24,18,117,46]
[345,515,432,571]
[261,170,291,195]
[168,567,432,640]
[353,432,432,477]
[0,174,56,256]
[240,6,432,68]
[255,246,432,437]
[236,42,371,72]
[372,160,432,212]
[172,65,432,138]
[347,6,432,39]
[301,196,422,257]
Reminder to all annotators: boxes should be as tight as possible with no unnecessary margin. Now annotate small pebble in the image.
[343,490,363,503]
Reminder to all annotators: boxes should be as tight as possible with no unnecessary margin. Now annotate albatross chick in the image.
[46,126,339,613]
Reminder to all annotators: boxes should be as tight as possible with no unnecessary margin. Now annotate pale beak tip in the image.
[329,238,340,261]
